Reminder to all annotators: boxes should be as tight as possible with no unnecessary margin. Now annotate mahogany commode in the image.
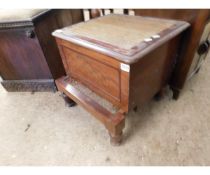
[53,14,189,145]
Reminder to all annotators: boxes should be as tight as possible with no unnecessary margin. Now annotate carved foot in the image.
[109,132,123,146]
[171,88,180,100]
[61,93,76,107]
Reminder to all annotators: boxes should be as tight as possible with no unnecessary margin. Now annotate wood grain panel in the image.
[0,28,52,80]
[63,47,121,103]
[60,39,120,68]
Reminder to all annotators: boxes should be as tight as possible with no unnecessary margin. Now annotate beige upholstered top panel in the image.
[0,9,49,23]
[53,14,189,63]
[62,14,176,50]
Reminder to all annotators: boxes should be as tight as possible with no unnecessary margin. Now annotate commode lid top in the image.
[53,14,190,64]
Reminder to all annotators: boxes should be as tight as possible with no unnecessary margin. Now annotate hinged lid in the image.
[53,14,190,64]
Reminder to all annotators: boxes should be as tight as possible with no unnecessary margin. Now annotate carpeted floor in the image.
[0,54,210,166]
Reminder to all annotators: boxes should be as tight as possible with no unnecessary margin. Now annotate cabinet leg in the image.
[61,93,76,107]
[154,88,165,101]
[171,88,180,100]
[109,132,123,146]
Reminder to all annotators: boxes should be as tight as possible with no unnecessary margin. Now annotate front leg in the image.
[106,113,125,146]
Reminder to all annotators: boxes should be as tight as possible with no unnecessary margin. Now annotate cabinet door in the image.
[0,27,52,80]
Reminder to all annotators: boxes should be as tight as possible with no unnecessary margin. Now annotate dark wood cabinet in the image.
[0,9,84,91]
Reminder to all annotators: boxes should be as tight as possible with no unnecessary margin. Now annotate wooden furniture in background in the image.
[0,9,84,91]
[85,9,130,20]
[133,9,210,99]
[53,14,189,145]
[87,9,129,19]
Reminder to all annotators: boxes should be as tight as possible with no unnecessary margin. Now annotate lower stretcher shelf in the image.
[55,76,125,145]
[66,77,119,114]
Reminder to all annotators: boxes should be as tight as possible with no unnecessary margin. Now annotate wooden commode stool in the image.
[52,14,189,145]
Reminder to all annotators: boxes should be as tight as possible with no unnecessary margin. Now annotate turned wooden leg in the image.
[171,88,180,100]
[109,132,123,146]
[61,93,76,107]
[106,114,125,146]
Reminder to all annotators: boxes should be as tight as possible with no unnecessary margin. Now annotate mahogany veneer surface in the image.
[53,14,190,144]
